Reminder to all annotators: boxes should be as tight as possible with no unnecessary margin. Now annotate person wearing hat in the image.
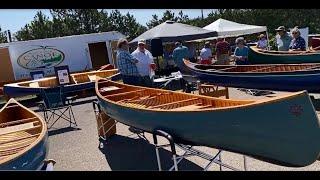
[289,27,306,51]
[215,37,231,65]
[172,41,190,73]
[199,41,213,64]
[234,37,250,65]
[116,38,141,86]
[256,34,268,50]
[275,26,292,51]
[131,39,156,87]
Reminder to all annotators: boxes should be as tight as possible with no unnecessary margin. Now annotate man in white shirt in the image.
[131,39,155,87]
[199,42,213,64]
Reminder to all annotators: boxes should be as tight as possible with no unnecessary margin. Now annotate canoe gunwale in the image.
[183,59,320,75]
[250,46,320,56]
[0,99,47,165]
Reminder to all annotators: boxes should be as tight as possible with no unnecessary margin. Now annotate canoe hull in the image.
[3,81,95,97]
[192,70,320,93]
[248,47,320,64]
[0,133,48,170]
[3,71,120,98]
[97,91,320,167]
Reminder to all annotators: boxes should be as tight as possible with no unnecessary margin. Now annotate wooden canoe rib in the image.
[95,79,320,167]
[3,69,119,97]
[0,99,47,170]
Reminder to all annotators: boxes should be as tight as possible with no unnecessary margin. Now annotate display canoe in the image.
[0,99,48,170]
[184,59,320,93]
[95,79,320,167]
[3,69,119,97]
[248,46,320,64]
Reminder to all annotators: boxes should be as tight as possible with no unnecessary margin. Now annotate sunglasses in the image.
[138,44,145,46]
[292,32,298,34]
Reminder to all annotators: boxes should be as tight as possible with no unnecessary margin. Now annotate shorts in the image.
[216,54,230,65]
[200,59,212,65]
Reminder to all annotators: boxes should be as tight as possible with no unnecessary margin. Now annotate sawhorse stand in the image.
[152,129,248,171]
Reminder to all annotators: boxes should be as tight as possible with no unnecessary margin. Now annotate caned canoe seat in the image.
[29,82,39,88]
[88,75,97,82]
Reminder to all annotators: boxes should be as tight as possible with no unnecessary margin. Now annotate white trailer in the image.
[0,31,125,82]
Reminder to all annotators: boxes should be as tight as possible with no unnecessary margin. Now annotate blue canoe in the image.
[96,79,320,167]
[183,59,320,93]
[0,99,48,170]
[3,69,119,98]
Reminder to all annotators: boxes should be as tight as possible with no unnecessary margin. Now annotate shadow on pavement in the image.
[99,134,203,171]
[48,126,82,136]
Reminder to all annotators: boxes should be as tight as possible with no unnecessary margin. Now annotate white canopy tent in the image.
[191,18,269,49]
[203,18,267,38]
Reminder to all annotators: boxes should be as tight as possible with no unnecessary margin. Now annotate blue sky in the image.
[0,9,214,34]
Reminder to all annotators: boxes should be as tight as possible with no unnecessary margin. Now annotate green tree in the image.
[0,27,7,43]
[15,11,53,41]
[146,10,190,29]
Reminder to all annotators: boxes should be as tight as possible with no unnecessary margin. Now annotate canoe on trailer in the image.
[3,69,119,97]
[96,79,320,167]
[184,59,320,93]
[248,46,320,64]
[0,99,48,170]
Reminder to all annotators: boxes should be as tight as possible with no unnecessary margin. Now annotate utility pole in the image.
[201,9,204,20]
[5,30,12,42]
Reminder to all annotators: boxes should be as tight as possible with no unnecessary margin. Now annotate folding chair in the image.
[38,86,77,129]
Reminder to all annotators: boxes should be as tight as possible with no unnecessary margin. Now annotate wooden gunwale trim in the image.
[251,46,320,56]
[0,117,38,127]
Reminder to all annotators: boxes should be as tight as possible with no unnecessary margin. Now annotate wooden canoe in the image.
[0,99,48,170]
[3,69,119,98]
[95,79,320,167]
[248,46,320,64]
[184,59,320,93]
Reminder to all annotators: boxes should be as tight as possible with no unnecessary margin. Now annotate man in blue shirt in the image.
[116,38,142,86]
[275,26,292,51]
[172,41,189,73]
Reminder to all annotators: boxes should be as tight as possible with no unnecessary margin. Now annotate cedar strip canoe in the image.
[0,99,48,170]
[248,46,320,64]
[96,79,320,167]
[184,59,320,93]
[3,69,119,97]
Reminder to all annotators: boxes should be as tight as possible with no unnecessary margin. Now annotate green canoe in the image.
[96,79,320,167]
[248,46,320,64]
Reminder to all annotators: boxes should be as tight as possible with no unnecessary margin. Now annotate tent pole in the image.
[266,30,270,50]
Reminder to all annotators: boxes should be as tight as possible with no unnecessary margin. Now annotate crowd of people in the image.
[275,26,306,51]
[115,25,309,87]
